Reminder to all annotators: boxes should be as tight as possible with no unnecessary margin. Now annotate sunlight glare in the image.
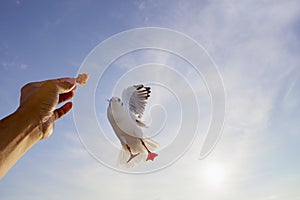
[203,163,226,186]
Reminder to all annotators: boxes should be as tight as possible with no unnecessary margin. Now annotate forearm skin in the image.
[0,108,41,179]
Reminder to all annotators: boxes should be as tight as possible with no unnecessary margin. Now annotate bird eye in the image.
[118,98,120,102]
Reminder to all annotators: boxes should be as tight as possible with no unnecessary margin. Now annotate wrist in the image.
[11,107,43,140]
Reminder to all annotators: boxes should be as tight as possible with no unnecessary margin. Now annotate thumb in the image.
[56,78,76,94]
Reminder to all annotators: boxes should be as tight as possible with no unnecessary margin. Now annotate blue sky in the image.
[1,0,300,199]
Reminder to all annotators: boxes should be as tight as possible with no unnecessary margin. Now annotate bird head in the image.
[108,97,123,107]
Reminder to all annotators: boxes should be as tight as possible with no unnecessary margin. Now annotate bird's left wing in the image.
[122,85,151,124]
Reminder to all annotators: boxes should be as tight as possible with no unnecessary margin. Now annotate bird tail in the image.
[142,137,160,152]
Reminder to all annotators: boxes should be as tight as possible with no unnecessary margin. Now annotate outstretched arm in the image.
[0,77,76,179]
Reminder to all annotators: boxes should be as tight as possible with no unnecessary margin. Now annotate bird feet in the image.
[126,144,140,163]
[127,153,140,163]
[146,152,158,161]
[139,139,158,161]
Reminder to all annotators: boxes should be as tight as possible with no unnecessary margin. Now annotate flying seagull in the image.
[107,85,159,167]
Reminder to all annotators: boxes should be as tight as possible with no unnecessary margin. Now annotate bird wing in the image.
[121,85,151,119]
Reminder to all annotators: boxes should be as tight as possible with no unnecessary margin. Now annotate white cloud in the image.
[20,63,28,70]
[1,55,28,71]
[15,0,23,5]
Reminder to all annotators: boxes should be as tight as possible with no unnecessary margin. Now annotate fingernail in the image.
[66,78,76,85]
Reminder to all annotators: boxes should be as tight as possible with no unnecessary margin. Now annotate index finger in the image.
[52,78,76,94]
[58,88,76,104]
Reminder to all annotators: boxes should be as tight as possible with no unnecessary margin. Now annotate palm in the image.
[19,80,74,139]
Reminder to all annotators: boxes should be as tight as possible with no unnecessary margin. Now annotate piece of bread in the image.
[75,73,89,86]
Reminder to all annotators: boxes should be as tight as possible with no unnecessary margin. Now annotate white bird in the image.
[107,85,159,167]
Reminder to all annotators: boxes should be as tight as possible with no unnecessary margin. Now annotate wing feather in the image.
[122,85,151,118]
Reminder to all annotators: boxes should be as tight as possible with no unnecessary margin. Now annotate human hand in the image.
[0,74,89,178]
[17,77,77,140]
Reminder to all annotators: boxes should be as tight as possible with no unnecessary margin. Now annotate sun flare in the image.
[203,163,226,186]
